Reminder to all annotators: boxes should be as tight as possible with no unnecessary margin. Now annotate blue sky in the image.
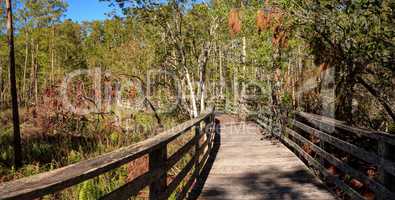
[64,0,207,22]
[65,0,120,22]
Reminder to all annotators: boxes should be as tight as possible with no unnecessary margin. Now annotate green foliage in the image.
[78,180,97,200]
[30,143,53,160]
[286,0,394,71]
[135,112,155,132]
[1,1,393,199]
[389,123,395,134]
[283,0,395,122]
[281,91,292,106]
[68,150,82,163]
[110,132,120,144]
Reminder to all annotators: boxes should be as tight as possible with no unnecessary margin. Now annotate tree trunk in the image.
[297,46,304,108]
[6,0,22,169]
[199,42,210,113]
[242,36,246,76]
[34,43,39,105]
[234,68,239,111]
[0,56,3,108]
[29,38,35,104]
[50,26,55,84]
[144,98,163,128]
[219,47,224,96]
[270,38,283,133]
[0,55,3,104]
[22,28,28,105]
[173,45,198,118]
[335,74,354,124]
[292,58,296,108]
[357,76,395,122]
[185,67,198,118]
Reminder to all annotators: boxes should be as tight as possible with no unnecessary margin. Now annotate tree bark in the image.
[34,43,39,105]
[29,38,35,104]
[6,0,22,169]
[50,25,55,84]
[219,47,224,96]
[335,67,355,124]
[242,36,246,75]
[0,55,3,108]
[144,98,163,128]
[335,83,354,123]
[198,42,211,113]
[185,67,198,118]
[22,27,28,104]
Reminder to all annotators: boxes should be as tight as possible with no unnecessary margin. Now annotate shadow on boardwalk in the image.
[187,118,222,200]
[198,168,330,200]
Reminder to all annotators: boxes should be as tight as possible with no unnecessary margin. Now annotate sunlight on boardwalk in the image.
[196,115,336,200]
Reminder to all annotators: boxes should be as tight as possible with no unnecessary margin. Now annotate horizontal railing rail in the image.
[254,111,395,200]
[0,108,216,200]
[296,112,395,145]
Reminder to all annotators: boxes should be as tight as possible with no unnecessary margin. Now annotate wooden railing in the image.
[254,111,395,200]
[213,97,226,112]
[0,108,216,200]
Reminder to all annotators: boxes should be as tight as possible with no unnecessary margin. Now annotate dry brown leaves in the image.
[228,8,241,37]
[256,9,271,32]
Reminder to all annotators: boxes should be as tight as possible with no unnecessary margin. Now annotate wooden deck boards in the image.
[195,115,336,200]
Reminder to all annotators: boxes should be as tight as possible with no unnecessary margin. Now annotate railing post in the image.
[378,141,395,200]
[195,122,201,175]
[149,145,167,200]
[205,116,212,153]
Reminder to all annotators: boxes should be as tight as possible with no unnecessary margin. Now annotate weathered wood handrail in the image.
[254,111,395,200]
[296,112,395,145]
[0,108,216,200]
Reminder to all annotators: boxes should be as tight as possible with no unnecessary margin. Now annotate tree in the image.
[0,1,7,107]
[17,0,67,104]
[103,0,220,118]
[286,0,395,123]
[5,0,22,168]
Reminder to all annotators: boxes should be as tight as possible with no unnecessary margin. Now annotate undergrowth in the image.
[0,107,191,199]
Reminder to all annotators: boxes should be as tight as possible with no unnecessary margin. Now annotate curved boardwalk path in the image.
[193,115,336,200]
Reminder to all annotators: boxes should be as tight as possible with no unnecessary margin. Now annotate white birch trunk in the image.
[219,47,224,96]
[185,67,198,118]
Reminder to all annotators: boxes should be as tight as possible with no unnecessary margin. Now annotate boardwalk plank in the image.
[195,115,336,200]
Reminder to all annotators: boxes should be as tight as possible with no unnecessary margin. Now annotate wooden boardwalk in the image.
[2,109,394,200]
[194,115,336,200]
